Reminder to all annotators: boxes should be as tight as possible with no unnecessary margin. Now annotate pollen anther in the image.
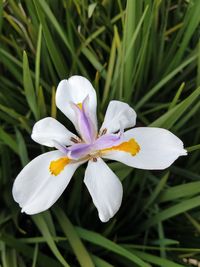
[101,128,107,136]
[70,137,81,143]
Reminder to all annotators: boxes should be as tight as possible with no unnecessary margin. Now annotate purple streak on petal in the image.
[71,96,96,144]
[53,140,69,155]
[93,133,122,150]
[68,143,92,159]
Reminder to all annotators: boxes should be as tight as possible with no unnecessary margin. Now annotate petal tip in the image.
[31,132,36,143]
[99,215,110,223]
[182,148,188,156]
[21,207,25,213]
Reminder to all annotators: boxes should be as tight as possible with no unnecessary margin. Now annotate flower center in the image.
[49,138,140,176]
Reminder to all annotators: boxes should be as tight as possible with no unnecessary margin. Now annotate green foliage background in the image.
[0,0,200,266]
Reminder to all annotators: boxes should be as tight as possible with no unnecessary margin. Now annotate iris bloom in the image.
[13,76,187,222]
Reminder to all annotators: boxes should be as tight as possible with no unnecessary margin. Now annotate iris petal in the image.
[100,101,136,134]
[102,127,187,170]
[56,76,97,133]
[84,158,123,222]
[71,96,97,143]
[93,133,122,150]
[12,151,82,214]
[31,117,77,147]
[68,143,92,159]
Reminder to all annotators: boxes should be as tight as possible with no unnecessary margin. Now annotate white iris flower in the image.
[12,76,187,222]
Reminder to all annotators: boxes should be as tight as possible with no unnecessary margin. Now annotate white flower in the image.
[12,76,187,222]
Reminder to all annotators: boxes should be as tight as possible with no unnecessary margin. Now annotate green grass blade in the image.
[15,128,29,166]
[186,144,200,153]
[91,254,114,267]
[23,51,39,119]
[123,0,136,94]
[35,0,72,53]
[33,0,68,78]
[102,30,117,106]
[150,86,200,128]
[0,127,18,154]
[139,195,200,231]
[0,0,3,33]
[54,207,95,267]
[168,82,185,110]
[125,249,184,267]
[32,214,70,267]
[1,234,62,267]
[137,172,169,217]
[136,54,197,109]
[76,227,151,267]
[35,24,42,94]
[159,181,200,203]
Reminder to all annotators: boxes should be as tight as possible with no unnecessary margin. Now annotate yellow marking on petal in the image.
[49,157,71,176]
[77,102,83,109]
[102,138,140,156]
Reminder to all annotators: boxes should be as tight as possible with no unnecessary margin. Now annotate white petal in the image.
[84,158,123,222]
[102,127,187,170]
[56,76,97,132]
[100,101,136,134]
[12,151,82,214]
[31,117,77,147]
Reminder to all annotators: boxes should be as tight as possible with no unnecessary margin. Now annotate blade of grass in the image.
[51,86,56,118]
[23,51,39,119]
[168,82,185,110]
[138,195,200,231]
[76,227,151,267]
[102,28,117,107]
[167,0,200,72]
[159,181,200,203]
[0,127,18,154]
[197,40,200,87]
[35,24,42,94]
[31,244,39,267]
[33,0,67,79]
[135,54,197,109]
[149,86,200,128]
[186,144,200,153]
[32,214,70,267]
[91,254,114,267]
[125,248,184,267]
[38,86,47,118]
[81,47,107,78]
[15,128,29,166]
[123,0,136,95]
[136,172,169,219]
[36,0,72,53]
[1,234,62,267]
[54,207,95,267]
[0,0,3,33]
